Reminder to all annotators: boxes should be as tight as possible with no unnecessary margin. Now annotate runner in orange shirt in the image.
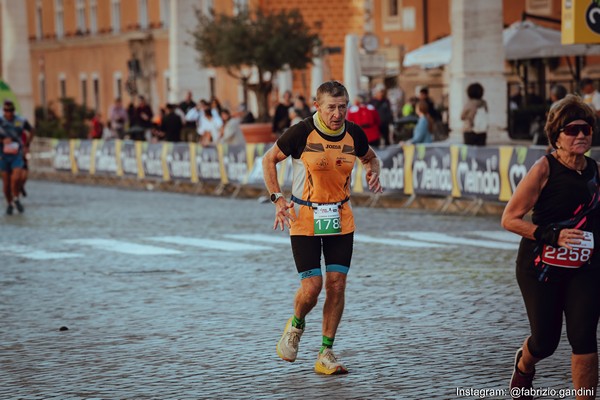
[262,80,383,375]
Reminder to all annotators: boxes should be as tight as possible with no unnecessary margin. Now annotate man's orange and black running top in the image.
[276,116,369,236]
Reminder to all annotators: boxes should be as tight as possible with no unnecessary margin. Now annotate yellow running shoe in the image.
[276,317,304,362]
[314,348,348,375]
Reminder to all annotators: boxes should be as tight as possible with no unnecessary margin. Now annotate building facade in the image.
[1,0,598,139]
[24,0,173,121]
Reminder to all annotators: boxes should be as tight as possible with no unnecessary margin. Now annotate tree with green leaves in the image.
[191,7,320,121]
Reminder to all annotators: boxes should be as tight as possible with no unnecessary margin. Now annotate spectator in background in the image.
[218,108,246,146]
[369,83,394,146]
[186,99,223,141]
[238,103,255,124]
[578,79,600,147]
[402,96,418,117]
[108,97,128,139]
[549,84,568,107]
[89,112,104,139]
[509,86,523,111]
[132,95,153,141]
[392,96,419,145]
[179,91,197,142]
[580,78,600,116]
[272,90,293,135]
[399,100,433,146]
[347,92,381,147]
[294,95,312,119]
[179,91,196,115]
[534,84,569,147]
[198,107,222,146]
[419,87,442,122]
[288,107,303,126]
[386,78,405,120]
[160,103,183,142]
[185,99,208,126]
[211,96,223,115]
[150,107,165,143]
[460,82,488,146]
[127,101,136,134]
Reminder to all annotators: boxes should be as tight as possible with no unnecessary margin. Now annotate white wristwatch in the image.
[270,192,284,203]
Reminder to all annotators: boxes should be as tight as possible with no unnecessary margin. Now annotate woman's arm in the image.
[501,157,549,239]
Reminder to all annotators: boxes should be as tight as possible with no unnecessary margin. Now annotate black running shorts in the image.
[290,232,354,280]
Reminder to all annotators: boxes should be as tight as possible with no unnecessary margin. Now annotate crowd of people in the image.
[58,77,600,160]
[94,91,252,147]
[88,82,455,150]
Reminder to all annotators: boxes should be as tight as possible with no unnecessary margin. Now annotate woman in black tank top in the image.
[502,95,600,399]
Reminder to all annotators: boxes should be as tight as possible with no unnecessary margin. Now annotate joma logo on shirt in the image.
[326,144,341,149]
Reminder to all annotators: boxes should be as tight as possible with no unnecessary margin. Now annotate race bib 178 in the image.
[313,204,341,236]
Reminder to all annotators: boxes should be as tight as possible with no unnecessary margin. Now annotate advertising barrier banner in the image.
[74,140,94,174]
[119,140,139,177]
[222,144,249,184]
[411,144,453,197]
[53,139,73,171]
[453,146,501,201]
[196,144,223,183]
[51,139,572,204]
[94,140,119,175]
[168,142,193,181]
[500,146,547,201]
[142,142,167,180]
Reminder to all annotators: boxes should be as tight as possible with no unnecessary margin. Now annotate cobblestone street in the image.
[0,181,587,399]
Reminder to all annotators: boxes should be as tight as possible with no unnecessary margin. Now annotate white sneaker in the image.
[314,347,348,375]
[276,317,303,362]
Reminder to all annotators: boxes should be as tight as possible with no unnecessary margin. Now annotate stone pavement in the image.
[0,180,591,399]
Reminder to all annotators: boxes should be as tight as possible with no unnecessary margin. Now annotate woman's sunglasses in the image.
[560,124,592,137]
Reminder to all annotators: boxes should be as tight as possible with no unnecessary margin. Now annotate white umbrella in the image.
[504,20,600,60]
[343,34,362,103]
[402,36,452,68]
[403,20,600,67]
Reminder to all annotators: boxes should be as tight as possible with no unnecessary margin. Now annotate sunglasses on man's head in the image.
[560,123,592,137]
[3,108,14,113]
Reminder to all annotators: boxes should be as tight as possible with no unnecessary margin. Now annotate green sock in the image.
[291,315,305,330]
[320,335,334,353]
